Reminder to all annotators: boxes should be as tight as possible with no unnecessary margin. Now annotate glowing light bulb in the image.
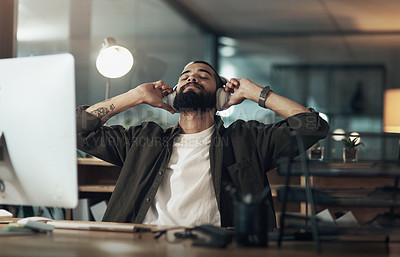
[349,132,361,144]
[96,45,133,79]
[332,128,346,141]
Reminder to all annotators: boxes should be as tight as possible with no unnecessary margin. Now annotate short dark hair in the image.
[187,61,224,89]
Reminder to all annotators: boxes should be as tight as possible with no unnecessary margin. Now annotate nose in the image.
[187,75,198,82]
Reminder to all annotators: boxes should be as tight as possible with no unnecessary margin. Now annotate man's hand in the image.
[86,80,175,122]
[136,80,175,114]
[223,78,310,119]
[223,78,263,109]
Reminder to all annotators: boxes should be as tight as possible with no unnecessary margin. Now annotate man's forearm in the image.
[245,86,310,119]
[263,92,310,119]
[227,78,311,119]
[86,88,142,122]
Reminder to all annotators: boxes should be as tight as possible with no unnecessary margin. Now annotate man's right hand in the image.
[86,80,175,122]
[135,80,175,114]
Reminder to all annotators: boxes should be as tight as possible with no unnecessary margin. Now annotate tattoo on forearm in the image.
[90,104,116,121]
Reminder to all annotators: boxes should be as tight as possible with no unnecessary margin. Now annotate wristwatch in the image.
[258,86,272,108]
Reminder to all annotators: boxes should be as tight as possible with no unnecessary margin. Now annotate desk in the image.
[77,159,397,224]
[0,220,396,257]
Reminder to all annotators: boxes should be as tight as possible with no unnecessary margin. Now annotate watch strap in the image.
[258,86,272,107]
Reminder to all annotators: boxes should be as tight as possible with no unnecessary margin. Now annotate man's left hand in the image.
[223,78,263,109]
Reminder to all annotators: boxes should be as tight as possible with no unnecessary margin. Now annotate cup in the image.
[234,201,268,247]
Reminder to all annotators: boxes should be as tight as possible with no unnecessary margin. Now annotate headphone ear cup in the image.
[166,86,178,112]
[220,76,228,86]
[216,88,230,111]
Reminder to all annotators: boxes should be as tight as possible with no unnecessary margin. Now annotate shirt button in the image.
[158,171,163,176]
[145,197,151,204]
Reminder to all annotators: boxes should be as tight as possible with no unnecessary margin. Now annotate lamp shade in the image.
[383,88,400,133]
[96,37,134,79]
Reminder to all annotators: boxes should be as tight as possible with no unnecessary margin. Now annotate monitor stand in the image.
[0,132,3,161]
[0,132,7,193]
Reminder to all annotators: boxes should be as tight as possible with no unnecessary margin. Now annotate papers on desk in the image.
[316,209,359,227]
[0,209,13,224]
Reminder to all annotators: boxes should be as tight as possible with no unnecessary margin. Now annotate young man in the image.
[76,61,329,229]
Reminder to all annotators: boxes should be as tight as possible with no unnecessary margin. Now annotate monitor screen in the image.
[0,53,78,208]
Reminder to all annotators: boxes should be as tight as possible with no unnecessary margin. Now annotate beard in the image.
[173,83,216,112]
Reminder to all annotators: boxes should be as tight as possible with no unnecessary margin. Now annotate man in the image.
[76,61,329,229]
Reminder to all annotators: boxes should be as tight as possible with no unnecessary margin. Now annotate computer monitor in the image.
[0,53,78,208]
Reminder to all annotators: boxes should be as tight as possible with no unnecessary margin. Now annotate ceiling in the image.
[162,0,400,86]
[166,0,400,37]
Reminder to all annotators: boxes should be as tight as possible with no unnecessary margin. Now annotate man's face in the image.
[173,62,218,112]
[176,62,218,94]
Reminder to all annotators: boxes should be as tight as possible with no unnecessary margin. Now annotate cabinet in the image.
[77,158,121,199]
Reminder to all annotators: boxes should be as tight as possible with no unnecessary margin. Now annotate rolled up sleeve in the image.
[76,105,129,167]
[256,109,330,169]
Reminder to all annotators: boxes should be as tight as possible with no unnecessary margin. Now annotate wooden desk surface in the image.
[0,220,395,257]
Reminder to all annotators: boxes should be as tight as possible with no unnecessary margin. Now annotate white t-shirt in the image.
[142,125,221,226]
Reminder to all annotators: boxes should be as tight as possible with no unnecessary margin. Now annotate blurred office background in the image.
[1,0,400,161]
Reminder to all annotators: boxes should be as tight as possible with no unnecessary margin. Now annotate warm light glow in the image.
[96,41,134,79]
[332,128,346,141]
[384,89,400,133]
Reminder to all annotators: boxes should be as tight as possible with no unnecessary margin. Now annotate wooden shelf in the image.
[77,157,115,166]
[77,158,121,199]
[277,160,400,177]
[270,185,279,197]
[278,160,400,225]
[78,185,115,193]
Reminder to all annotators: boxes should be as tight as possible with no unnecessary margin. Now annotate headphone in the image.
[166,77,230,112]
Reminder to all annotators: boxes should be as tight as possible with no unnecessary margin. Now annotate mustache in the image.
[181,82,204,91]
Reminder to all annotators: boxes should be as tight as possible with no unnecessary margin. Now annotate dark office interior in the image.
[2,0,399,160]
[1,0,400,256]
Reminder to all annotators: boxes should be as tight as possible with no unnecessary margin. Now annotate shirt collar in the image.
[171,115,225,137]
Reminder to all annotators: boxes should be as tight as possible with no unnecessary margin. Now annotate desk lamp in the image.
[383,88,400,160]
[96,37,134,99]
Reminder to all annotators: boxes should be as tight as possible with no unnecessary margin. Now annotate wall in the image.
[16,0,214,128]
[219,34,400,160]
[0,0,16,59]
[14,0,400,160]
